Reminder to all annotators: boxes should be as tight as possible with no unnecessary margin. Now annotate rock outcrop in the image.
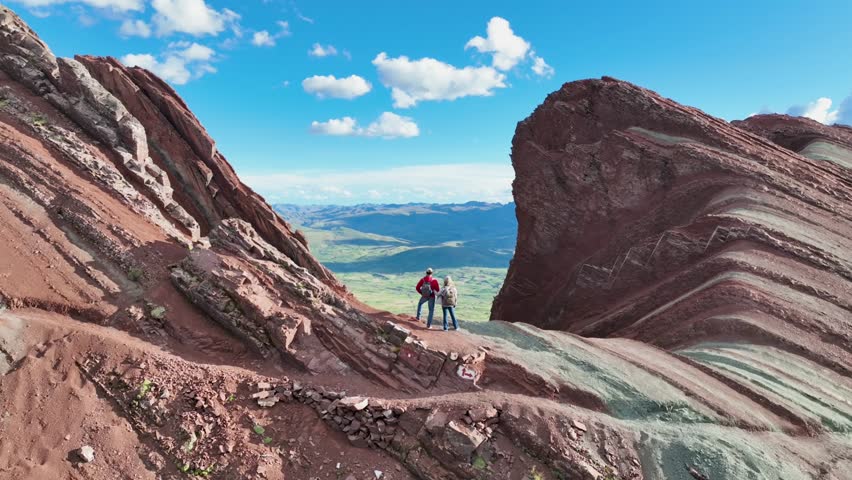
[494,77,850,341]
[492,77,852,477]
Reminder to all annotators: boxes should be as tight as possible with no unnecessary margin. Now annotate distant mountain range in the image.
[274,202,517,273]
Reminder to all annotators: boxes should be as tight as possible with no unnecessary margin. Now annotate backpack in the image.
[444,286,458,306]
[419,278,433,297]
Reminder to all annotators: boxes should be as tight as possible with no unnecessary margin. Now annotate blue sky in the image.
[9,0,852,204]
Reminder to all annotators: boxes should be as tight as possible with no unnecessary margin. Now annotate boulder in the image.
[443,421,486,458]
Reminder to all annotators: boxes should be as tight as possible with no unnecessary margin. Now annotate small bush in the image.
[149,306,167,320]
[136,379,153,399]
[528,467,544,480]
[128,267,144,282]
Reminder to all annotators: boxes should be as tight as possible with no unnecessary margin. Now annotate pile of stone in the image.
[249,380,405,450]
[461,405,500,439]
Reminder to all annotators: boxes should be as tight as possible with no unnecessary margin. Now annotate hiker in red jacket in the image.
[415,267,440,327]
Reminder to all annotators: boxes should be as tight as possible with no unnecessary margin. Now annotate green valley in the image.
[274,203,516,321]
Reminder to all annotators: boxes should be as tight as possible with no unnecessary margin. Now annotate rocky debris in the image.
[76,445,95,463]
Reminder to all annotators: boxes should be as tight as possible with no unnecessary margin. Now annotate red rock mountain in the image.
[2,6,851,480]
[493,78,850,350]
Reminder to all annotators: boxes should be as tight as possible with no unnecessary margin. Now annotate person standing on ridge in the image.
[437,275,460,331]
[415,267,440,326]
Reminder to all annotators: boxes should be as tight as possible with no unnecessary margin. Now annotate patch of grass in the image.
[262,436,273,444]
[128,267,144,282]
[31,115,48,127]
[192,464,215,477]
[149,305,167,320]
[252,424,265,435]
[136,379,153,399]
[472,456,487,470]
[528,467,544,480]
[226,393,236,403]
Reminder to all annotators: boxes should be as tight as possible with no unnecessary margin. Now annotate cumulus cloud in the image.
[10,0,143,11]
[242,163,514,204]
[465,16,530,71]
[121,42,217,85]
[302,74,371,99]
[310,112,419,139]
[787,97,841,125]
[463,17,553,79]
[531,54,554,78]
[119,19,151,37]
[252,31,274,47]
[364,112,420,138]
[252,21,290,47]
[309,116,358,136]
[151,0,240,37]
[309,43,338,57]
[372,52,506,108]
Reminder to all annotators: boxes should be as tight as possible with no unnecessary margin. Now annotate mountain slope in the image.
[2,6,851,480]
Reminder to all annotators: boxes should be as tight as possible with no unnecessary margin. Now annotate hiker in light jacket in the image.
[437,276,459,331]
[415,267,440,325]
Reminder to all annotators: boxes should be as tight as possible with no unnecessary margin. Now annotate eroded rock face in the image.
[734,113,852,169]
[493,77,850,351]
[75,55,337,287]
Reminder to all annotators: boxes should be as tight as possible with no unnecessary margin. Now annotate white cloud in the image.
[251,21,290,47]
[242,163,514,205]
[372,52,506,108]
[121,42,217,85]
[10,0,143,11]
[309,117,358,136]
[309,43,338,57]
[151,0,240,37]
[531,54,554,78]
[787,97,840,125]
[178,42,214,61]
[119,19,151,38]
[252,31,274,47]
[320,185,352,197]
[364,112,420,138]
[302,74,371,99]
[465,17,531,71]
[310,112,419,139]
[294,7,314,24]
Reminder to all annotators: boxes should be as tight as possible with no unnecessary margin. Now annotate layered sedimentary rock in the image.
[494,77,850,340]
[491,76,852,477]
[3,4,851,478]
